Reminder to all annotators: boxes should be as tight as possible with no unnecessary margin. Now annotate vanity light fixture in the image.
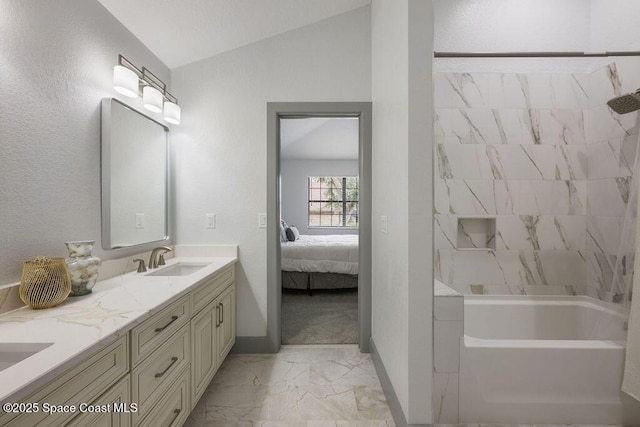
[113,64,138,98]
[163,101,181,125]
[142,85,163,113]
[112,54,181,124]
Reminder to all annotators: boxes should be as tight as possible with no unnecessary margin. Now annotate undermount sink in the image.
[0,343,53,372]
[146,262,210,277]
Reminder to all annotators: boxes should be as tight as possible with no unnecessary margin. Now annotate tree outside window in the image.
[308,176,359,228]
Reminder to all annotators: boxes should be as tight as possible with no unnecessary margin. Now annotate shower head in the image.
[607,89,640,114]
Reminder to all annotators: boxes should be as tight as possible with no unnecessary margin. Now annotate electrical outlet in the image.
[135,213,145,229]
[206,213,216,229]
[258,213,267,228]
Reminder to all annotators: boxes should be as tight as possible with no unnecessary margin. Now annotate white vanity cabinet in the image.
[0,336,129,427]
[190,265,236,404]
[0,261,237,427]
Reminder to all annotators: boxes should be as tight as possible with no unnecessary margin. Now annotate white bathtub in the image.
[459,295,640,424]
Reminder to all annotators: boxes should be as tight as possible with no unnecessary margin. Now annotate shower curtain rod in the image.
[434,51,640,58]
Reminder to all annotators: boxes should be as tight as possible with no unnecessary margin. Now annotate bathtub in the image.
[459,295,640,424]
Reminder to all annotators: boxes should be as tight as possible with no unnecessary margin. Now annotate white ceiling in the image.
[97,0,371,69]
[280,118,359,160]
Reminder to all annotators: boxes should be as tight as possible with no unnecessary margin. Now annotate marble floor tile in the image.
[184,345,396,427]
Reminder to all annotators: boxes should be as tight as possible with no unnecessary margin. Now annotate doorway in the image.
[266,102,372,352]
[280,117,359,344]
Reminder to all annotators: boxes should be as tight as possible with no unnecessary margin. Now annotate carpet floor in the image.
[281,289,358,345]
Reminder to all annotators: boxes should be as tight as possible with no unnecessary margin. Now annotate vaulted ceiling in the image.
[97,0,371,69]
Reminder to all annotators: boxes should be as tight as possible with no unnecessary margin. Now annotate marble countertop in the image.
[0,255,237,405]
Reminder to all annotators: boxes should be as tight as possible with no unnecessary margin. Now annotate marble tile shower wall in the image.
[434,59,640,297]
[587,60,640,299]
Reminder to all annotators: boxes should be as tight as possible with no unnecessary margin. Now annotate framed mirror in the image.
[101,98,169,249]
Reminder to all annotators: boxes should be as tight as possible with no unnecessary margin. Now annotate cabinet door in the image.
[191,300,218,404]
[217,284,236,363]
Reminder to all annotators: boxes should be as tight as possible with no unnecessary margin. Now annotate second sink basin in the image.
[146,262,209,277]
[0,343,53,372]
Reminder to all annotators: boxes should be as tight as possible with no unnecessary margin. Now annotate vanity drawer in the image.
[131,324,189,425]
[137,366,190,427]
[191,265,234,315]
[131,295,190,366]
[0,335,128,427]
[67,375,131,427]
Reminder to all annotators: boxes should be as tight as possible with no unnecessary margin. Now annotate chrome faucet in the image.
[149,246,173,269]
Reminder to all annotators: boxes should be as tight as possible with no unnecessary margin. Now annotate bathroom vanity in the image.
[0,255,237,426]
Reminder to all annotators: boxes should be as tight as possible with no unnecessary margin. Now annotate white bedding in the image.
[281,234,358,275]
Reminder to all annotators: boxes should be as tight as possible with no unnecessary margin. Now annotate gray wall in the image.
[0,0,170,286]
[170,7,371,337]
[281,159,359,236]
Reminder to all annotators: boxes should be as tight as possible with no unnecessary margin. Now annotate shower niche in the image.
[456,217,496,250]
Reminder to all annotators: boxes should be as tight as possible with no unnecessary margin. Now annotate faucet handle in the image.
[133,258,147,273]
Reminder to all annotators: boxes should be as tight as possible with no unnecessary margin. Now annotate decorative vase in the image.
[65,240,101,296]
[19,257,71,309]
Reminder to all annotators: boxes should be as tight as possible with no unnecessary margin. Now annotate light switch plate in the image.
[135,213,145,229]
[258,213,267,228]
[206,213,216,229]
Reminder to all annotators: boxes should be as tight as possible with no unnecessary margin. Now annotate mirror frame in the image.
[101,97,170,250]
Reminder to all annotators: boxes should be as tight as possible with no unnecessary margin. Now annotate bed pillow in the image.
[285,227,296,241]
[280,220,289,241]
[290,226,300,240]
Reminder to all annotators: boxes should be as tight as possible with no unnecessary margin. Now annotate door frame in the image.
[266,102,372,352]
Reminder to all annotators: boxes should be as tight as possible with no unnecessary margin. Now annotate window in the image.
[308,176,359,228]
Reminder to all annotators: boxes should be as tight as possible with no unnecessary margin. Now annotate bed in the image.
[281,234,358,293]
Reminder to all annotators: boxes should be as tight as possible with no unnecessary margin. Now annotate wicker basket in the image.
[19,257,71,309]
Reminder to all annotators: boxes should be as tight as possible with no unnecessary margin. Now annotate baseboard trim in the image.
[370,338,431,427]
[230,336,276,354]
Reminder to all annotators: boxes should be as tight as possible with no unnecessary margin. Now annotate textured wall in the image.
[434,0,588,53]
[371,0,434,422]
[371,0,410,418]
[170,7,371,337]
[434,0,640,55]
[0,0,170,287]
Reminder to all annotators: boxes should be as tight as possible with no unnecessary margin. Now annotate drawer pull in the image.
[215,304,220,328]
[170,408,181,424]
[155,315,179,333]
[155,356,178,378]
[220,302,224,324]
